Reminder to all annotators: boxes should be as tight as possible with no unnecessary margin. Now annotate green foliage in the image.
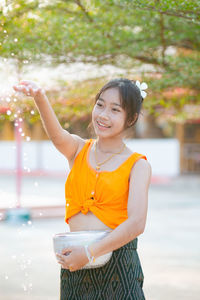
[0,0,200,122]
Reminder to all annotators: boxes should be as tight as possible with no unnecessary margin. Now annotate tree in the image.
[0,0,200,120]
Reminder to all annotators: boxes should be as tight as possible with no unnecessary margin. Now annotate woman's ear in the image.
[127,113,138,127]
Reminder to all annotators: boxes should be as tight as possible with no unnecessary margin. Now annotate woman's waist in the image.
[68,211,112,232]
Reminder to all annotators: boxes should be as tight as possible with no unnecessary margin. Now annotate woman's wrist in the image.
[84,245,95,263]
[34,88,47,103]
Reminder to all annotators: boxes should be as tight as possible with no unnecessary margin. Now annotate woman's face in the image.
[92,88,127,139]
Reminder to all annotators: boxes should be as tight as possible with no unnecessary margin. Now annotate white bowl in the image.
[53,230,112,269]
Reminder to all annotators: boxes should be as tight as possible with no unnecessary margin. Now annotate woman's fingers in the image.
[19,80,30,85]
[13,80,45,100]
[13,83,37,96]
[15,85,30,94]
[13,85,27,94]
[13,85,22,91]
[56,253,66,261]
[62,248,72,255]
[56,253,72,270]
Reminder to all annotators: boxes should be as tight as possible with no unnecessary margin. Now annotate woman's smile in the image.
[96,120,111,130]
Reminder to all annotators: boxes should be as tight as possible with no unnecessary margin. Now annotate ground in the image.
[0,174,199,300]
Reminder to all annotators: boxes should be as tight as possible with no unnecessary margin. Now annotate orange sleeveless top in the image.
[65,139,147,229]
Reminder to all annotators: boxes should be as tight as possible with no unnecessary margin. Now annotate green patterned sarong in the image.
[60,238,145,300]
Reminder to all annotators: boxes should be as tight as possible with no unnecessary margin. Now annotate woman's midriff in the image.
[68,211,112,232]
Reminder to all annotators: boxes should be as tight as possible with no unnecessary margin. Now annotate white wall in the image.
[0,139,180,176]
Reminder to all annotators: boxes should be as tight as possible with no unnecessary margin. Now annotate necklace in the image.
[94,140,126,171]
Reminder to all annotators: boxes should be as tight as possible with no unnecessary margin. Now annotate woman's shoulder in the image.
[129,156,152,183]
[124,145,151,175]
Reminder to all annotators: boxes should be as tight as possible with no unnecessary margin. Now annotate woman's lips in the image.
[96,121,111,130]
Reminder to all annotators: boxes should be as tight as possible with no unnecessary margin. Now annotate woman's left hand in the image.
[56,246,89,272]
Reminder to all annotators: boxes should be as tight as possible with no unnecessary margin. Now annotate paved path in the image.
[0,175,200,299]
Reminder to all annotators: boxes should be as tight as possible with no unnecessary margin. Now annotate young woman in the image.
[13,78,151,299]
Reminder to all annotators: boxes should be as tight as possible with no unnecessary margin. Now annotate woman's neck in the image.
[95,136,125,153]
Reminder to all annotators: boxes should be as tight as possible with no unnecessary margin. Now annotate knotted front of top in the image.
[80,196,97,214]
[65,139,147,229]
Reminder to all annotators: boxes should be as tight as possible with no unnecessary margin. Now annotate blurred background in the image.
[0,0,200,299]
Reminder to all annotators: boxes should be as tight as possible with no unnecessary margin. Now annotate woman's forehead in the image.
[99,88,121,105]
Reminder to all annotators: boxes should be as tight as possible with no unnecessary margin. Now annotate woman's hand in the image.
[56,246,89,272]
[13,80,45,99]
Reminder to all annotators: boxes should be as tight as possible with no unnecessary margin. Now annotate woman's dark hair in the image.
[94,78,144,129]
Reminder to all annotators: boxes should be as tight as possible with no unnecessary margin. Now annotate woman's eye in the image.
[112,108,120,112]
[97,103,103,107]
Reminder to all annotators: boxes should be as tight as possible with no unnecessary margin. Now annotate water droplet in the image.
[19,118,23,122]
[22,284,27,291]
[14,123,18,127]
[21,133,25,136]
[11,53,15,56]
[30,110,35,115]
[6,110,11,115]
[3,30,7,33]
[6,97,11,102]
[18,128,22,132]
[13,98,17,102]
[14,114,18,117]
[26,136,31,141]
[14,38,18,42]
[27,221,32,226]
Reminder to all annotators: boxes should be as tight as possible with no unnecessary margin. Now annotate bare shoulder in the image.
[130,158,152,185]
[134,158,151,169]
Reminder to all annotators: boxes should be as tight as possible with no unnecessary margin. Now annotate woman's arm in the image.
[89,158,152,258]
[13,80,85,161]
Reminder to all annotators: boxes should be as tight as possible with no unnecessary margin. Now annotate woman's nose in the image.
[99,110,109,120]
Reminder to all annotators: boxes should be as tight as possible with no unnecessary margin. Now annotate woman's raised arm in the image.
[13,80,85,161]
